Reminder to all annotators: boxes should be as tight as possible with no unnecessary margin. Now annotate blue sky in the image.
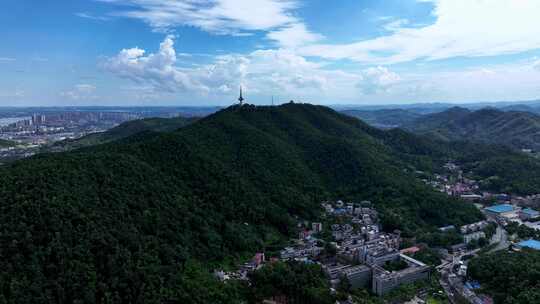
[1,0,540,106]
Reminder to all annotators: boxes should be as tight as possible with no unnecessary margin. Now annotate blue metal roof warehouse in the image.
[517,239,540,250]
[522,208,539,216]
[485,204,514,213]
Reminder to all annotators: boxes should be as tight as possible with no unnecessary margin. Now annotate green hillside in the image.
[50,116,198,151]
[0,104,484,303]
[405,107,540,150]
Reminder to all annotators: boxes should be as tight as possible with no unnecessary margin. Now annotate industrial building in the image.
[484,204,515,217]
[519,208,540,221]
[371,254,430,296]
[341,265,372,289]
[515,239,540,251]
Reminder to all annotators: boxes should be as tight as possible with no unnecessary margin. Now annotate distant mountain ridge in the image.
[340,104,540,131]
[340,109,421,128]
[404,107,540,150]
[333,99,540,113]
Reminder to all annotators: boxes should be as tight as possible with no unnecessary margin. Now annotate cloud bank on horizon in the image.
[1,0,540,106]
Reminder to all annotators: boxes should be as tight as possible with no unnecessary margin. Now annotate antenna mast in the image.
[238,86,244,105]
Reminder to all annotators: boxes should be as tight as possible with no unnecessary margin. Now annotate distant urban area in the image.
[0,106,218,163]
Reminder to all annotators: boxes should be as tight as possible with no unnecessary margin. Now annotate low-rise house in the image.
[312,222,323,233]
[494,194,510,201]
[400,246,421,255]
[463,231,486,243]
[253,252,265,266]
[280,244,323,260]
[450,243,467,253]
[214,270,230,281]
[323,204,334,213]
[460,194,483,201]
[524,221,540,231]
[460,221,488,234]
[298,229,312,240]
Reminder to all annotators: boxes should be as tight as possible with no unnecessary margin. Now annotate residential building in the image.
[450,243,467,253]
[320,203,429,297]
[460,221,488,234]
[342,265,372,289]
[312,222,323,233]
[460,194,482,201]
[371,254,430,296]
[253,253,265,266]
[463,231,485,243]
[400,246,421,255]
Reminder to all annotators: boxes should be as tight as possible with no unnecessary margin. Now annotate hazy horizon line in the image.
[1,98,540,109]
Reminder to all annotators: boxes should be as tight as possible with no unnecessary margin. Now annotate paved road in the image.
[480,208,511,252]
[481,211,511,253]
[438,275,457,304]
[436,207,510,302]
[437,248,483,304]
[439,218,509,302]
[489,224,510,252]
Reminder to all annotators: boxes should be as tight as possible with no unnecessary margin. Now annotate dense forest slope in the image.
[49,116,197,151]
[404,107,540,150]
[0,104,485,303]
[468,250,540,303]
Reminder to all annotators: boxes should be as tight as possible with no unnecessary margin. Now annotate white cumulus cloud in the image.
[75,12,110,21]
[266,23,323,48]
[299,0,540,64]
[533,59,540,71]
[102,35,203,92]
[103,36,354,98]
[101,32,540,104]
[60,84,98,100]
[0,88,25,98]
[357,66,401,95]
[98,0,300,35]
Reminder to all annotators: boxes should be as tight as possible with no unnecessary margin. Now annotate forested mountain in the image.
[0,103,486,303]
[49,116,198,151]
[500,104,539,113]
[340,109,421,128]
[404,107,540,150]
